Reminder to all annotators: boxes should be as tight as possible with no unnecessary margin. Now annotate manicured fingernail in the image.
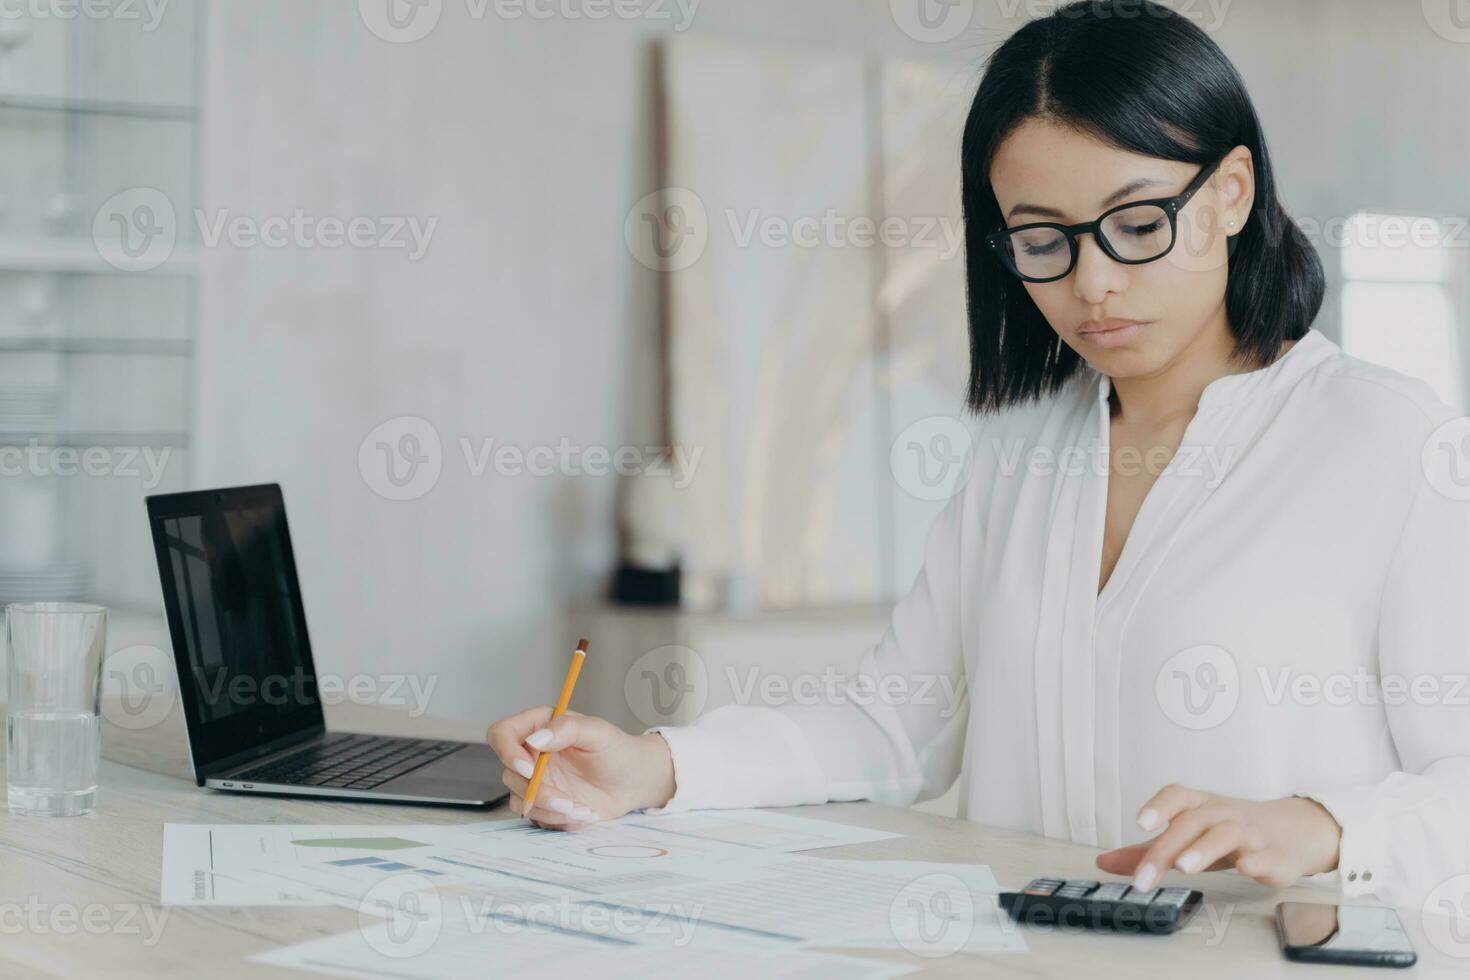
[570,806,593,821]
[1133,864,1158,892]
[547,797,574,814]
[1137,809,1160,831]
[1177,850,1202,873]
[526,729,553,749]
[513,759,534,779]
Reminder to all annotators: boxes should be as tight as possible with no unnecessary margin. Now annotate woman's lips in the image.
[1077,319,1148,348]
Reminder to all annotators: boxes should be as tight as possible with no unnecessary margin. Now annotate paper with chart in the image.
[194,815,1023,955]
[165,809,1019,977]
[236,814,925,980]
[228,815,814,914]
[460,807,902,853]
[232,820,793,918]
[246,861,922,980]
[626,807,904,852]
[576,851,1027,954]
[811,859,1026,954]
[163,809,905,908]
[160,822,505,906]
[244,846,1018,980]
[252,921,919,980]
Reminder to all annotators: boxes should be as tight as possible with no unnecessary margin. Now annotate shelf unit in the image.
[0,236,201,275]
[0,8,204,612]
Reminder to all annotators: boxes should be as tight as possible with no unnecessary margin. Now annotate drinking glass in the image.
[5,602,107,816]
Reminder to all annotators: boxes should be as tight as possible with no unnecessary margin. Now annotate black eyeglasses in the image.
[986,158,1223,283]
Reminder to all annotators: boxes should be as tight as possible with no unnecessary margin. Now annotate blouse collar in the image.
[1094,328,1338,411]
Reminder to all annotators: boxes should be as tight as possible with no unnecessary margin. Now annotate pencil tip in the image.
[576,638,589,652]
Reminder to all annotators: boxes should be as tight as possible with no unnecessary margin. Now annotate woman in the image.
[487,0,1470,911]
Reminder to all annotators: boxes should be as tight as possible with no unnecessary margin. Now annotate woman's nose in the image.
[1071,232,1128,304]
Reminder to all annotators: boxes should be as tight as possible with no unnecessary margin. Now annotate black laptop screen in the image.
[147,485,325,773]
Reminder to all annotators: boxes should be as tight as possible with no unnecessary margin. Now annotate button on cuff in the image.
[1296,787,1383,898]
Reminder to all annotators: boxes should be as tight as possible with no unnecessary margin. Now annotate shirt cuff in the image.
[1296,788,1385,898]
[637,704,830,814]
[640,725,712,815]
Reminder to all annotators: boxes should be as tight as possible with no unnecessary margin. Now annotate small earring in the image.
[1227,218,1237,227]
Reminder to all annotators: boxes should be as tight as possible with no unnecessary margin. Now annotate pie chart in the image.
[586,844,669,858]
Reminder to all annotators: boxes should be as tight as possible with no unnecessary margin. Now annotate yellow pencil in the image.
[522,638,588,818]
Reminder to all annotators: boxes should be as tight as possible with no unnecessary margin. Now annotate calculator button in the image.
[1023,883,1059,896]
[1156,888,1191,906]
[1121,888,1160,903]
[1093,883,1130,901]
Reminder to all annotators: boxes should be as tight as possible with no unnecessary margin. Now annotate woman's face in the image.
[988,118,1254,380]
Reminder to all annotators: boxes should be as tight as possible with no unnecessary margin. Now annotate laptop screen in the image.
[147,484,325,774]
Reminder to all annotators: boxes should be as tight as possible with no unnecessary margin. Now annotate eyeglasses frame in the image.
[985,156,1226,284]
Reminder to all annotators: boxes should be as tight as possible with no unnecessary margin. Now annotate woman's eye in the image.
[1021,238,1063,255]
[1120,219,1165,237]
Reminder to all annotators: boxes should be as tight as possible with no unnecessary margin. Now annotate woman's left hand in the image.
[1096,784,1342,891]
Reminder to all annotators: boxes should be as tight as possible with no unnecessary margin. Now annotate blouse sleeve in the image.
[1300,418,1470,910]
[645,476,973,813]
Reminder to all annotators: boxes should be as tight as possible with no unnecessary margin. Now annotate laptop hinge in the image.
[199,726,325,780]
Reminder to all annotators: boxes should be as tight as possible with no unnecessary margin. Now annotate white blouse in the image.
[651,328,1470,911]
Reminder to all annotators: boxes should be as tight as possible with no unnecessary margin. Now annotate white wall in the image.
[196,0,985,723]
[1207,0,1470,364]
[196,0,1470,724]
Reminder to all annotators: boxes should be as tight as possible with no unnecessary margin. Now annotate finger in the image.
[486,706,555,773]
[1095,842,1151,876]
[1235,848,1294,888]
[1174,820,1256,874]
[524,713,610,756]
[501,768,583,816]
[524,801,599,828]
[527,813,597,831]
[1136,784,1213,833]
[560,811,601,830]
[507,790,591,826]
[1132,805,1226,891]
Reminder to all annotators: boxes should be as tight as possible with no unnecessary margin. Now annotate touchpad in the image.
[381,743,503,803]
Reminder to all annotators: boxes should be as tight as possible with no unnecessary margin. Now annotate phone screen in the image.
[1277,903,1415,957]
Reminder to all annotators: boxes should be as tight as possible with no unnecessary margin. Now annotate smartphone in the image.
[1275,901,1417,968]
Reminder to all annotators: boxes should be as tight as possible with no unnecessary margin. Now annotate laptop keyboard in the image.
[234,733,464,790]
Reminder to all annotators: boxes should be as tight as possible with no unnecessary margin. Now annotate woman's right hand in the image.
[485,707,676,829]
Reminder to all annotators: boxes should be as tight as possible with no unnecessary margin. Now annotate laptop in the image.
[145,483,506,806]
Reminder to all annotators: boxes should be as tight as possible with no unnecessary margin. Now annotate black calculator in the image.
[999,878,1203,934]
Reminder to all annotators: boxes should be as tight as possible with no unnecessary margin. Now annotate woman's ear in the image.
[1218,145,1256,235]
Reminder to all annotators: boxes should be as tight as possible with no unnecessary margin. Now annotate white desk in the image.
[1,701,1463,978]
